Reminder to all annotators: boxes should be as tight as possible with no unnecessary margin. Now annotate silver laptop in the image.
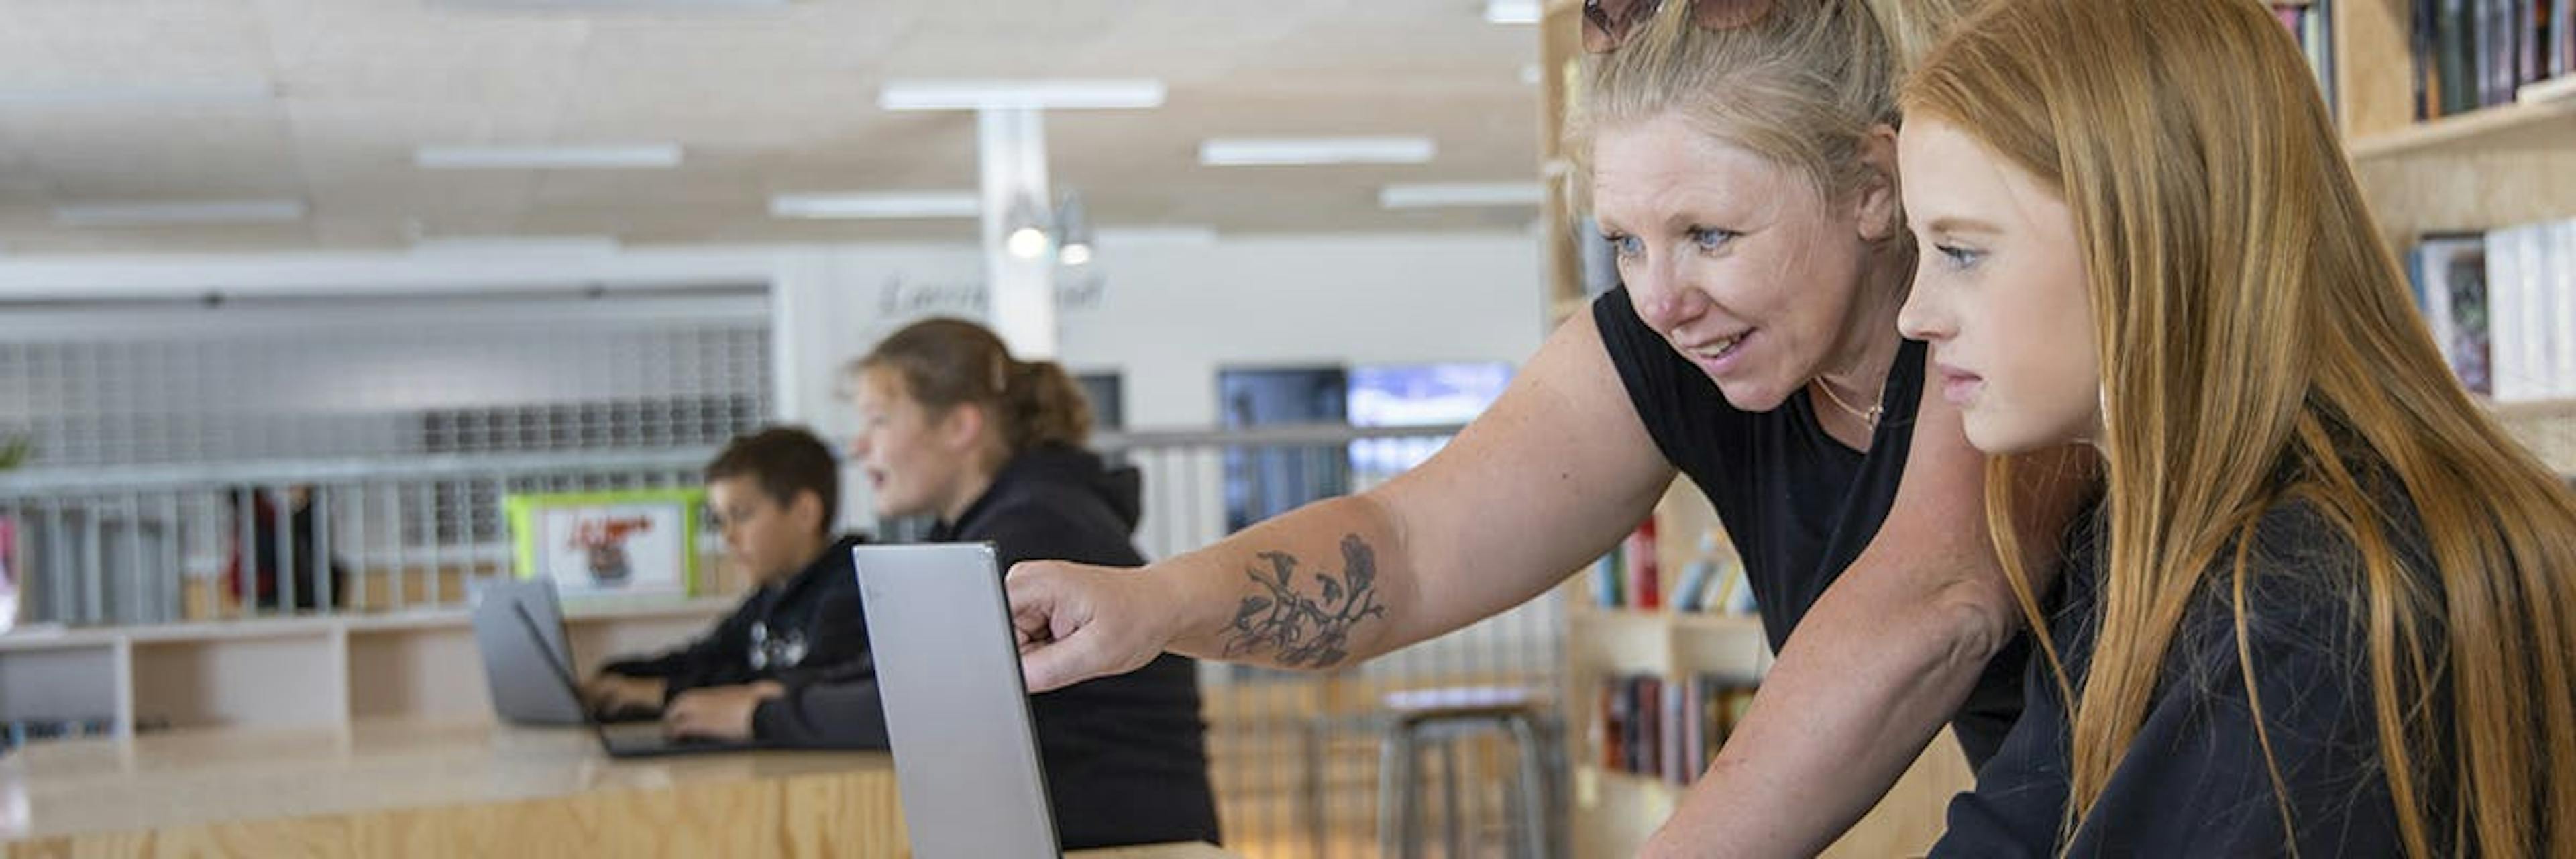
[470,578,586,725]
[470,578,760,758]
[852,543,1061,859]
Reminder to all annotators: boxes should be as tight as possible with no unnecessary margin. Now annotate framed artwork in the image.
[504,490,703,598]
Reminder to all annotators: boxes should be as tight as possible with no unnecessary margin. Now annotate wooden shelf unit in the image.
[0,596,733,739]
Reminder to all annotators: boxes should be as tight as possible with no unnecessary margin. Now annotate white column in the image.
[977,107,1058,359]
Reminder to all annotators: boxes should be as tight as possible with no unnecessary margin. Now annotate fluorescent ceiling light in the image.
[1200,136,1438,167]
[1485,0,1543,24]
[415,144,683,170]
[769,191,982,220]
[409,235,623,256]
[0,81,276,105]
[431,0,784,7]
[879,79,1167,111]
[1379,182,1546,209]
[54,199,308,228]
[1096,225,1220,246]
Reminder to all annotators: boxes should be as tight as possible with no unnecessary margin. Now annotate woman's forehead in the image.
[1592,115,1811,223]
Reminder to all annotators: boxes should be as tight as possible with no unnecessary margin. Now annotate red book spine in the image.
[1627,519,1661,611]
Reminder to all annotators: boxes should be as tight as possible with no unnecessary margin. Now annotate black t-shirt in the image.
[1593,287,2028,766]
[1933,497,2446,856]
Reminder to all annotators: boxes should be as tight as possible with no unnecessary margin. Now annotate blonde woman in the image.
[1896,0,2576,854]
[1010,1,2096,854]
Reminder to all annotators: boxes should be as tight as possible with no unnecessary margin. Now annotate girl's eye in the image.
[1937,244,1985,270]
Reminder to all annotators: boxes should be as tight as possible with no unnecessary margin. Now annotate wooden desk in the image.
[0,721,1235,858]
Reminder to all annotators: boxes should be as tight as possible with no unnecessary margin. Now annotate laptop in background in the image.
[470,578,760,759]
[470,578,586,725]
[852,543,1062,859]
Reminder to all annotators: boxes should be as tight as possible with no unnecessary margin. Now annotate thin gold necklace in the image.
[1813,376,1884,428]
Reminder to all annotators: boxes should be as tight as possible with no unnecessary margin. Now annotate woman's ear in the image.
[1854,123,1903,242]
[936,403,988,454]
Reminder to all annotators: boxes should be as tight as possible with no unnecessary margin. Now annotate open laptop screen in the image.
[852,543,1061,859]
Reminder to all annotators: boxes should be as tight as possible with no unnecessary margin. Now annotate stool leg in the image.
[1502,751,1527,859]
[1439,737,1464,858]
[1303,718,1326,859]
[1379,725,1420,859]
[1506,715,1553,859]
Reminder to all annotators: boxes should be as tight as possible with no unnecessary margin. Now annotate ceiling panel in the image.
[0,0,1544,254]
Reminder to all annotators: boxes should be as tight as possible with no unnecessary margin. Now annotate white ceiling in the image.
[0,0,1548,254]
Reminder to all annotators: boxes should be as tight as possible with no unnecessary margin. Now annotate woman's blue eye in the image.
[1689,228,1738,252]
[1607,233,1644,260]
[1937,244,1984,270]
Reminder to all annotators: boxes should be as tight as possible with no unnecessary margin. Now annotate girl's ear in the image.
[935,403,988,454]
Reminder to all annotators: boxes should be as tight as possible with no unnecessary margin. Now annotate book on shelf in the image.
[2406,219,2576,404]
[1587,520,1659,610]
[1586,522,1758,616]
[2272,1,2339,115]
[1670,530,1721,612]
[1627,517,1660,611]
[1590,543,1625,609]
[1591,672,1761,785]
[2408,232,2493,395]
[2414,0,2571,119]
[2480,219,2576,402]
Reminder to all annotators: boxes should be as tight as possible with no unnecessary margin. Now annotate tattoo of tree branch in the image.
[1220,534,1391,668]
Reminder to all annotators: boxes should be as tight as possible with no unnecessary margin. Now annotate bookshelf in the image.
[1552,476,1968,858]
[2330,0,2576,468]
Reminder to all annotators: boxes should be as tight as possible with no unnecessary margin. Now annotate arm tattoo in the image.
[1220,534,1391,668]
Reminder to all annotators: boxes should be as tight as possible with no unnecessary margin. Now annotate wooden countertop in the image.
[0,719,889,843]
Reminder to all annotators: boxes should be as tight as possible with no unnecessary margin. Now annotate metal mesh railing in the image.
[0,450,716,625]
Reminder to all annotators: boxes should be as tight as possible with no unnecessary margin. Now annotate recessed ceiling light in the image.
[1485,0,1543,24]
[54,199,308,228]
[769,191,983,220]
[1379,182,1546,209]
[1200,137,1438,167]
[879,80,1167,111]
[415,144,684,170]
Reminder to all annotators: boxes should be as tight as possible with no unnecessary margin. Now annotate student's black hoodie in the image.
[599,532,882,748]
[775,444,1223,850]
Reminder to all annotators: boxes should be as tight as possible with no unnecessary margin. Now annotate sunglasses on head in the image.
[1582,0,1779,53]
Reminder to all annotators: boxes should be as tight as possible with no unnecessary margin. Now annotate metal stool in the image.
[1376,685,1561,859]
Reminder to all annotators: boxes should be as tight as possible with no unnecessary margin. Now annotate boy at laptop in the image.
[577,426,888,748]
